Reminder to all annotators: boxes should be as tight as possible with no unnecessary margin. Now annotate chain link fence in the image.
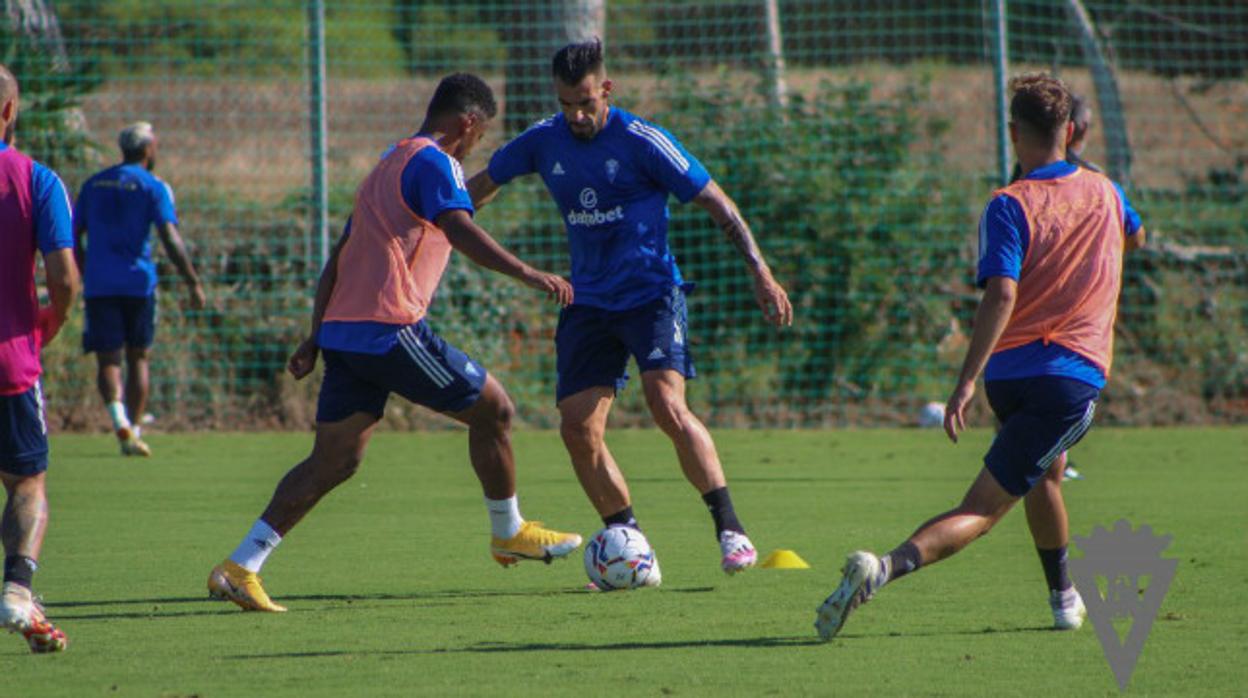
[7,0,1247,430]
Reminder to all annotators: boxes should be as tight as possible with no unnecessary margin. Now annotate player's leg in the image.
[1,472,49,624]
[815,467,1019,641]
[623,287,756,572]
[84,297,138,453]
[121,346,151,456]
[384,321,580,566]
[0,384,67,651]
[554,304,634,526]
[118,294,156,455]
[1019,378,1099,629]
[209,348,385,612]
[640,369,756,573]
[1025,451,1084,629]
[559,386,629,518]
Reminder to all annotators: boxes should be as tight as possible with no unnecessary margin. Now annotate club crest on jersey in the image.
[605,159,619,183]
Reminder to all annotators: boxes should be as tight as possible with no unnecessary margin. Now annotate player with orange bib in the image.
[815,74,1146,640]
[208,74,582,612]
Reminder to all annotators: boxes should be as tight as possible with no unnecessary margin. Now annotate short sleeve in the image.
[1110,181,1143,238]
[628,120,711,203]
[150,177,178,226]
[976,194,1029,288]
[402,148,474,221]
[31,162,74,253]
[487,122,544,185]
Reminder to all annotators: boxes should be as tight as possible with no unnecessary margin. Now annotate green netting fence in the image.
[6,0,1247,431]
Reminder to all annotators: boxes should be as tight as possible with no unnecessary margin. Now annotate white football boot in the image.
[815,551,883,641]
[1050,587,1086,630]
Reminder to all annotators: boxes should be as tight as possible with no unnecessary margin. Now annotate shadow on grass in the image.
[225,625,1058,660]
[227,635,824,660]
[44,586,718,620]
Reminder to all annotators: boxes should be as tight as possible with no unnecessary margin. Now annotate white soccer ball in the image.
[584,525,657,591]
[918,401,946,428]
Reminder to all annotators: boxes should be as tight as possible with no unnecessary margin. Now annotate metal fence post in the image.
[991,0,1010,186]
[307,0,330,268]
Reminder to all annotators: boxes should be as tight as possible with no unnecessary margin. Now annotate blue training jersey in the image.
[318,137,474,355]
[0,143,73,255]
[488,106,712,311]
[75,163,178,298]
[977,160,1143,389]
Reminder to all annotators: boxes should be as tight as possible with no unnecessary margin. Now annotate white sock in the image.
[131,424,141,439]
[229,519,282,573]
[107,401,131,432]
[485,496,523,540]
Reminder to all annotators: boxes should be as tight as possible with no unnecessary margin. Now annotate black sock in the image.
[3,555,37,590]
[603,506,639,530]
[701,487,744,537]
[1036,546,1072,592]
[883,541,922,584]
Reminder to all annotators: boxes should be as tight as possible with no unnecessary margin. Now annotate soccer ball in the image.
[584,525,657,591]
[918,401,945,428]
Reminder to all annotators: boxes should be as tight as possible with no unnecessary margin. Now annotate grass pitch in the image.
[7,427,1245,696]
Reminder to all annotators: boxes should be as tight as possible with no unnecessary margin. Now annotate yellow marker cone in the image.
[760,549,810,569]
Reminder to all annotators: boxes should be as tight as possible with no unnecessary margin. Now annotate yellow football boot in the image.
[491,521,582,567]
[207,560,287,612]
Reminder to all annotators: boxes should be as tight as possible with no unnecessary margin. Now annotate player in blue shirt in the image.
[469,39,793,577]
[0,64,76,652]
[75,122,206,457]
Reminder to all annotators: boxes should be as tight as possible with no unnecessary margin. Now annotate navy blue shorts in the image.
[83,295,156,353]
[0,382,49,476]
[316,320,488,423]
[984,376,1099,496]
[555,286,695,402]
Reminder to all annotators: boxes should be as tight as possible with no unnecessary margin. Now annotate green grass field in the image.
[6,428,1245,696]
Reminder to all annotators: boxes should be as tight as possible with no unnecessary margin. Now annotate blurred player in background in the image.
[469,39,792,579]
[0,64,75,653]
[74,122,206,457]
[815,74,1146,640]
[208,73,581,613]
[1009,93,1145,481]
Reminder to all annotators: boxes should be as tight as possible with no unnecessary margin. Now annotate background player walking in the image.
[208,74,581,612]
[0,64,76,653]
[815,74,1146,640]
[74,121,206,456]
[469,39,793,579]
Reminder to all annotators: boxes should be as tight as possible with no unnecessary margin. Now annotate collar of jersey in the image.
[1023,160,1078,181]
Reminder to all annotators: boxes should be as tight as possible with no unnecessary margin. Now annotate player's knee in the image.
[560,417,603,453]
[647,395,689,435]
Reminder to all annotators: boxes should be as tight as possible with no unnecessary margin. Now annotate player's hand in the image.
[287,337,319,380]
[189,284,207,311]
[943,380,975,443]
[752,273,793,327]
[35,306,63,348]
[522,270,574,306]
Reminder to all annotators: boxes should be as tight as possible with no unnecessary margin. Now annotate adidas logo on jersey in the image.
[552,162,565,175]
[647,347,666,361]
[465,363,481,377]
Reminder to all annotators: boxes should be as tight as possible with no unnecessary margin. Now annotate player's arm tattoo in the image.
[694,180,768,275]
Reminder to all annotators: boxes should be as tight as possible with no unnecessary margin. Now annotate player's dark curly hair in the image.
[1009,73,1073,146]
[426,72,497,121]
[552,37,604,85]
